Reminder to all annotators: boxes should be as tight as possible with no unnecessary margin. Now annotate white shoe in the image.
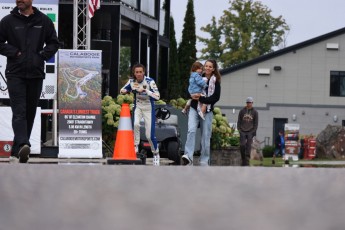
[199,162,209,166]
[198,110,205,120]
[153,153,160,166]
[182,154,192,166]
[9,156,19,163]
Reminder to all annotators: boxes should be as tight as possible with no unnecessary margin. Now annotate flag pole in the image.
[86,16,91,50]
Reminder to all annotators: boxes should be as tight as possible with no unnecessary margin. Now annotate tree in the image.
[198,0,290,68]
[118,47,131,91]
[198,16,223,61]
[162,0,169,37]
[168,16,182,99]
[177,0,197,98]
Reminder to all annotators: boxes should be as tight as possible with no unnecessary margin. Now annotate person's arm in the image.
[199,81,220,105]
[237,110,242,132]
[0,18,20,58]
[39,16,59,60]
[275,136,280,147]
[194,75,208,89]
[120,79,133,94]
[145,78,160,100]
[253,110,259,132]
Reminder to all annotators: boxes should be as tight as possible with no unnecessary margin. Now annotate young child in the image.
[182,61,208,120]
[272,130,285,164]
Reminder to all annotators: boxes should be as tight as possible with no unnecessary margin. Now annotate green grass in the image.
[250,157,286,167]
[250,157,345,167]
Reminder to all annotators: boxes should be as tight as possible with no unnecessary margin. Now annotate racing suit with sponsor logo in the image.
[120,76,160,153]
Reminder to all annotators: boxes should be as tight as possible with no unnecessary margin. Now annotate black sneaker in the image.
[18,144,30,163]
[181,154,192,166]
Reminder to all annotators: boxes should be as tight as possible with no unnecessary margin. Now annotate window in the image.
[121,0,138,8]
[141,0,155,17]
[330,71,345,96]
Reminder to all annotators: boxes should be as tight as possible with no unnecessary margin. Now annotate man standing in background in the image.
[237,97,259,166]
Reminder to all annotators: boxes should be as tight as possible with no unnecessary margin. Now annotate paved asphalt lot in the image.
[1,159,345,230]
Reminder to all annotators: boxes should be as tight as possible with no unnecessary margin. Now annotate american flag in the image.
[88,0,100,19]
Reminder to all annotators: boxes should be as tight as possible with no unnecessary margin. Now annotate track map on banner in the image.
[0,0,58,99]
[58,50,102,158]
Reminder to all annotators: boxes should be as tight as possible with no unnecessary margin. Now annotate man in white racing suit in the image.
[120,64,160,165]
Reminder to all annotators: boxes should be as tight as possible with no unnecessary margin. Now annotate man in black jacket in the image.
[0,0,59,163]
[237,97,259,166]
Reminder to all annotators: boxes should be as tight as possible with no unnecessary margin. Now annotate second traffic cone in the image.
[107,103,142,165]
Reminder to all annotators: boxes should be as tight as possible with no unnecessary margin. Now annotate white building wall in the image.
[219,33,345,145]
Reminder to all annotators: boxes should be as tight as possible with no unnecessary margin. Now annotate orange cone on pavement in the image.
[107,103,142,165]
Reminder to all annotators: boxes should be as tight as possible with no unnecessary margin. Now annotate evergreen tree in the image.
[198,0,289,68]
[119,47,131,91]
[162,0,169,37]
[168,16,182,99]
[177,0,197,98]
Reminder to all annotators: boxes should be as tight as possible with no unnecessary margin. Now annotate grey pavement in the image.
[1,162,345,230]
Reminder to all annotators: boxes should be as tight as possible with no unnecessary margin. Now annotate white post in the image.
[73,0,78,49]
[86,18,91,50]
[52,94,58,146]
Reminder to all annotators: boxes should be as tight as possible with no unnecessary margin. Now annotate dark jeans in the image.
[7,77,43,156]
[239,131,254,166]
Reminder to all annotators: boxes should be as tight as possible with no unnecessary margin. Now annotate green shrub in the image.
[229,136,240,146]
[101,95,134,152]
[262,145,275,158]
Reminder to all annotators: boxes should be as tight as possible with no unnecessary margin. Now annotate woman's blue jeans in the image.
[184,107,213,165]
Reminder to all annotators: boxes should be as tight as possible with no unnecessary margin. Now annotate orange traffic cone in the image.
[107,103,142,165]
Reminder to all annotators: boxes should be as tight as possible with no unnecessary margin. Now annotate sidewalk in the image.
[0,156,174,165]
[1,164,345,230]
[2,154,345,166]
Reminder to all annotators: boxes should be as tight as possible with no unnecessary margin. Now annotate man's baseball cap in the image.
[246,97,254,103]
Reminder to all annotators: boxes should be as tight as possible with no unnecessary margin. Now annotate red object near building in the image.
[305,138,316,160]
[0,141,13,157]
[303,137,309,159]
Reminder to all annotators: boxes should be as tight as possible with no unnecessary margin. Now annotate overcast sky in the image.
[171,0,345,51]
